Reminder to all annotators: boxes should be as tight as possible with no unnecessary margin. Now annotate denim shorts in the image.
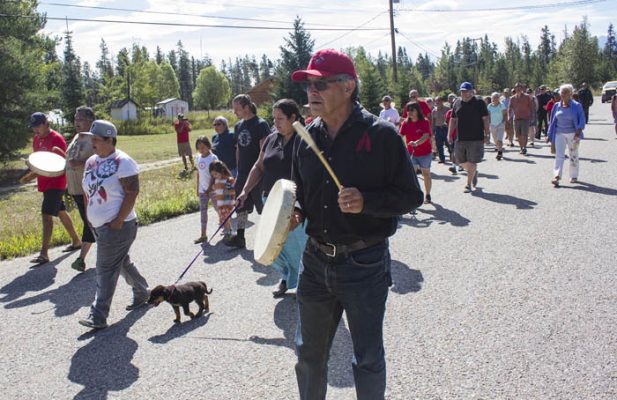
[411,154,432,170]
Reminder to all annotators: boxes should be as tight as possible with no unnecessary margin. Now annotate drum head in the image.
[27,151,66,177]
[253,179,296,265]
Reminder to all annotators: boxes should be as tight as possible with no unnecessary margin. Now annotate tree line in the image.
[1,0,615,160]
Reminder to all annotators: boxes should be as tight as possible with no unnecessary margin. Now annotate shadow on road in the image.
[390,260,423,295]
[69,307,148,400]
[472,188,537,210]
[500,156,536,164]
[4,269,95,316]
[148,313,213,344]
[249,296,355,389]
[527,153,608,163]
[562,181,617,196]
[0,253,73,303]
[401,203,470,228]
[430,173,460,183]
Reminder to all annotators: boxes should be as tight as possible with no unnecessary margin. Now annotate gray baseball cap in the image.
[82,120,117,138]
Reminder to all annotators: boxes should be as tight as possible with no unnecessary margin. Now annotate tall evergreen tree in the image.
[168,50,178,73]
[155,46,164,64]
[259,54,273,81]
[176,41,193,107]
[61,29,85,125]
[274,17,315,106]
[0,1,48,159]
[116,48,131,77]
[96,39,114,83]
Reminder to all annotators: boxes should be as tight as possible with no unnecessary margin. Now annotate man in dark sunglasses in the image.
[290,49,423,400]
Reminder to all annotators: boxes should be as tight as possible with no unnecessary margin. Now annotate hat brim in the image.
[380,102,396,108]
[30,121,45,128]
[291,69,338,82]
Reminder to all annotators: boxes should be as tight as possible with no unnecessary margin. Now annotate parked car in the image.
[601,81,617,103]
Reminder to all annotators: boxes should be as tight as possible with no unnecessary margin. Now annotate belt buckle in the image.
[324,242,337,257]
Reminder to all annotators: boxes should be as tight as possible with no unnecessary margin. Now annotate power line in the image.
[36,1,371,29]
[0,14,390,31]
[317,12,387,48]
[398,0,608,13]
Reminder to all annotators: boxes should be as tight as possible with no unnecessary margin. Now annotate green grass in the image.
[115,128,214,164]
[0,164,201,260]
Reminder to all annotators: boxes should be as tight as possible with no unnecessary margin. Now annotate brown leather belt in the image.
[309,237,385,258]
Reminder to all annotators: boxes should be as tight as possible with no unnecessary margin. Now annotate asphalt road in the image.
[1,98,616,399]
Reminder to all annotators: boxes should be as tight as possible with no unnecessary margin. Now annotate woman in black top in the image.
[238,99,308,298]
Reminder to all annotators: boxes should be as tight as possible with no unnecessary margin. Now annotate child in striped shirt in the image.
[208,160,235,240]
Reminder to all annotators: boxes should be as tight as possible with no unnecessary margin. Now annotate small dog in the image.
[148,281,212,323]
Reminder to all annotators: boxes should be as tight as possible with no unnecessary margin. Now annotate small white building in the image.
[156,98,189,118]
[110,99,139,121]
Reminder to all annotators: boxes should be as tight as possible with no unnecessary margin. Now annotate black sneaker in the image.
[78,315,108,329]
[522,147,527,155]
[224,235,246,248]
[126,297,148,311]
[496,151,503,160]
[463,185,472,193]
[448,166,457,175]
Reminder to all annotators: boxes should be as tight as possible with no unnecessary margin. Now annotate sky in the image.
[35,0,617,69]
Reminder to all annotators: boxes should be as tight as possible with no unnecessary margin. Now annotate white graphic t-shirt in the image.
[82,149,139,228]
[196,152,218,194]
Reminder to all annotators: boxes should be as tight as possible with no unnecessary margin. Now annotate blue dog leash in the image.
[174,203,241,284]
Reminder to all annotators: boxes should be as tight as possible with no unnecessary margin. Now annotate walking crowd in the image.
[20,46,613,400]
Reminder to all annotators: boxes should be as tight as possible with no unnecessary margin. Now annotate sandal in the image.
[551,176,560,187]
[570,178,578,183]
[30,255,49,265]
[61,244,82,253]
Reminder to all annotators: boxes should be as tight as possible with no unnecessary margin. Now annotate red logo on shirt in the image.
[356,131,372,153]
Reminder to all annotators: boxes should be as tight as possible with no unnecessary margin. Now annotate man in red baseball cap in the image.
[290,49,423,400]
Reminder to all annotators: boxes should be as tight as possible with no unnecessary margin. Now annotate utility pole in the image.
[389,0,398,83]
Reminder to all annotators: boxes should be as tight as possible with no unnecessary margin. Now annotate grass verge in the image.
[0,164,200,260]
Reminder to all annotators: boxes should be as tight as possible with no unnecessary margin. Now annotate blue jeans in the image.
[434,126,448,162]
[295,240,391,400]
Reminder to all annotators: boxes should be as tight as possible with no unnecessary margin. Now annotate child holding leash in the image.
[209,160,236,242]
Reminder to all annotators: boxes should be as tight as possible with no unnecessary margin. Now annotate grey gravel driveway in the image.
[1,98,615,399]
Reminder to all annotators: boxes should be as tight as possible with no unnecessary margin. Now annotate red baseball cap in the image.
[291,49,357,82]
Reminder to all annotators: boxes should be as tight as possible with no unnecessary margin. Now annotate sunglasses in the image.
[302,77,349,92]
[213,123,222,126]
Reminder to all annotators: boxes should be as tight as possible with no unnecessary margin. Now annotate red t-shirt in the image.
[545,99,555,115]
[445,109,457,139]
[402,100,433,121]
[399,119,432,157]
[33,129,67,192]
[174,120,190,143]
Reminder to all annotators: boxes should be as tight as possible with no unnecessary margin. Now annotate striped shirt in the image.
[213,177,235,207]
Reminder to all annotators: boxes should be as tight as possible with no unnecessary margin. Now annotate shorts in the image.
[514,119,529,138]
[177,141,192,157]
[411,154,432,170]
[42,189,66,216]
[490,123,505,141]
[454,140,484,164]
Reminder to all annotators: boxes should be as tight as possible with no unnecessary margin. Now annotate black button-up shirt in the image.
[292,105,423,245]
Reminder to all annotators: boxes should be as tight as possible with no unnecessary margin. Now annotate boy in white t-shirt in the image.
[78,120,149,330]
[194,136,218,244]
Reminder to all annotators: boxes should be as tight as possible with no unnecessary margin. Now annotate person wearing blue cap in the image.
[448,82,489,193]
